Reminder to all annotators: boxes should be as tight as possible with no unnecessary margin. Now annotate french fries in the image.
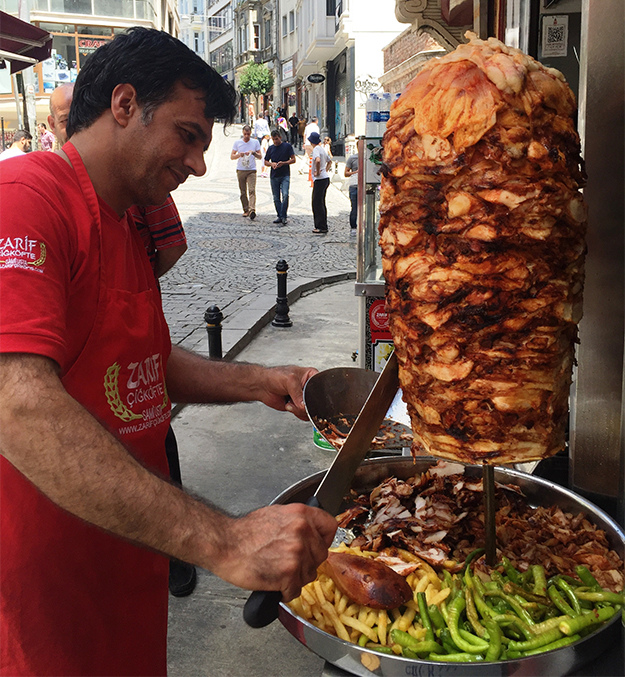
[287,544,451,653]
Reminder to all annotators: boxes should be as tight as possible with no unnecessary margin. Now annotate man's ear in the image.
[110,83,140,128]
[47,114,55,134]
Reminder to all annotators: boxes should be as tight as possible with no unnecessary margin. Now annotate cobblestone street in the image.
[160,123,357,347]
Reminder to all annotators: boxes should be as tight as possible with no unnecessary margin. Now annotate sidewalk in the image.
[160,124,357,355]
[168,280,360,677]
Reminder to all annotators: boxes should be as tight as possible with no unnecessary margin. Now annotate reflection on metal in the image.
[570,0,625,524]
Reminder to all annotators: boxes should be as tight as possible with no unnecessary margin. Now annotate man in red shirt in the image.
[0,28,336,676]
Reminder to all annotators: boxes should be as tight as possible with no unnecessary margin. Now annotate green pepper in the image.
[447,596,490,654]
[502,582,549,604]
[428,604,446,631]
[464,587,486,637]
[365,644,393,654]
[358,633,368,647]
[548,584,577,617]
[430,653,484,662]
[439,628,461,654]
[461,548,485,576]
[559,606,617,635]
[501,556,522,584]
[484,619,502,662]
[416,592,435,642]
[491,614,533,640]
[484,590,535,626]
[574,591,625,605]
[522,634,581,656]
[529,615,571,636]
[574,565,601,591]
[508,627,564,652]
[531,565,548,597]
[555,577,581,616]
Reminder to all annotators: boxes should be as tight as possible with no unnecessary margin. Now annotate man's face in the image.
[272,135,282,147]
[123,82,213,207]
[242,127,251,142]
[48,93,72,146]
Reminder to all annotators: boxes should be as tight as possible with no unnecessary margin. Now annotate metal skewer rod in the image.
[483,464,497,566]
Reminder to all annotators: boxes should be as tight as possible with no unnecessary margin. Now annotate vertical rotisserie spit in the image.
[379,33,587,465]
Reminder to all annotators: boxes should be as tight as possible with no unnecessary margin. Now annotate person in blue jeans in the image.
[264,130,296,224]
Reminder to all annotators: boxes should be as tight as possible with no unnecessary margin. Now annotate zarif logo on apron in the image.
[104,354,169,434]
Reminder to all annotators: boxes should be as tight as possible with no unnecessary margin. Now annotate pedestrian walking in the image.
[297,117,305,150]
[344,151,359,234]
[264,129,295,225]
[309,131,332,234]
[38,122,55,151]
[260,134,270,178]
[231,124,261,219]
[276,115,289,142]
[288,113,299,146]
[253,111,270,141]
[322,136,334,175]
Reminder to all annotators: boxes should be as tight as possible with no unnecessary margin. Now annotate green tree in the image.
[239,60,274,114]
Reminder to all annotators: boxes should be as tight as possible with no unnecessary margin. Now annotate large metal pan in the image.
[274,457,625,677]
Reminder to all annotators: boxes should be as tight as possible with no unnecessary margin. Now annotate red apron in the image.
[1,143,172,676]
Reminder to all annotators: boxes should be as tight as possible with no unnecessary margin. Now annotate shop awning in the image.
[0,11,52,74]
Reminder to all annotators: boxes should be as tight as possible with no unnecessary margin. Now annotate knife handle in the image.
[243,494,323,628]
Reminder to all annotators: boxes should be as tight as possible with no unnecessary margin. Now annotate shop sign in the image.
[282,59,293,80]
[307,73,325,84]
[78,38,107,53]
[369,298,393,372]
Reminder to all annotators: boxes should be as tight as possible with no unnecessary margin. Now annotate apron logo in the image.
[104,357,169,423]
[0,237,47,272]
[104,363,143,422]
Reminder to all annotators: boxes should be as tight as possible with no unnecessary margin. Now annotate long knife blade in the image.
[243,351,400,628]
[313,350,399,515]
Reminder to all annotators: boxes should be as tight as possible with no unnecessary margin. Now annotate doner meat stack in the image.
[379,33,587,465]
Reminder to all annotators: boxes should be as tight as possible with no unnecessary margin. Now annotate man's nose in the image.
[186,149,206,178]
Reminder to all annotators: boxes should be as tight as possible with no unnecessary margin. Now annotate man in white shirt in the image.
[309,132,331,233]
[303,117,320,157]
[0,130,32,161]
[231,125,262,219]
[253,112,270,141]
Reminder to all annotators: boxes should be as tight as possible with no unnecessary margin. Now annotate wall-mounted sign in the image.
[541,15,569,58]
[282,59,293,81]
[307,73,325,84]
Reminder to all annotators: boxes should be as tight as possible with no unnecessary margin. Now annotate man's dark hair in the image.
[38,122,47,129]
[14,130,32,142]
[270,130,281,138]
[67,27,237,137]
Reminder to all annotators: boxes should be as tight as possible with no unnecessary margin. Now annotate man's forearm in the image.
[0,354,228,569]
[166,345,267,404]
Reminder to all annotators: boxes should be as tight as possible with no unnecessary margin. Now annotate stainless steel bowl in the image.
[273,457,625,677]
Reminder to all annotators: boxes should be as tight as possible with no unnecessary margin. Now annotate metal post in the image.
[272,259,292,327]
[204,305,223,359]
[1,118,4,151]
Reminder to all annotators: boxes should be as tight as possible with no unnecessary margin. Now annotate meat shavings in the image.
[336,462,624,592]
[380,33,587,466]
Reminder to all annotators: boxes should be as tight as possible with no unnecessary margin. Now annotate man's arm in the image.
[230,146,240,161]
[0,353,336,600]
[314,154,321,177]
[166,345,314,420]
[154,242,188,278]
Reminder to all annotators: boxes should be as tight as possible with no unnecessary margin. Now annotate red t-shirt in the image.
[0,152,157,374]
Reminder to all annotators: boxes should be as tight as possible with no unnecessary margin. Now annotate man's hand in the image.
[212,504,337,601]
[257,365,318,420]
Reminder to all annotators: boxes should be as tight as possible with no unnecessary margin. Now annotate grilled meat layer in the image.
[380,33,587,464]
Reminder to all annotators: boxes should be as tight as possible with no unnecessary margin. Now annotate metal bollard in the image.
[204,305,223,358]
[272,259,292,327]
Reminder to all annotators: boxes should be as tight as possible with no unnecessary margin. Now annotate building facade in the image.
[0,0,180,129]
[179,0,208,61]
[206,0,235,84]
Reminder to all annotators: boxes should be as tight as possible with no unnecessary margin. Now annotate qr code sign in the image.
[542,15,568,58]
[547,25,565,45]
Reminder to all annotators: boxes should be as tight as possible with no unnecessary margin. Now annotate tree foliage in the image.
[239,61,274,98]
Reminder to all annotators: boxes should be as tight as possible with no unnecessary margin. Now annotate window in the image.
[209,7,232,42]
[193,31,204,55]
[253,24,260,50]
[264,19,271,48]
[192,0,200,13]
[289,10,294,33]
[282,15,287,38]
[238,25,247,53]
[326,0,335,16]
